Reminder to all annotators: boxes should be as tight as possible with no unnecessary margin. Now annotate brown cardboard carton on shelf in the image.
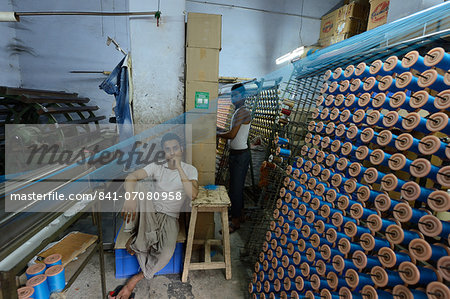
[185,80,219,112]
[319,10,338,40]
[187,12,222,50]
[345,0,370,6]
[335,2,369,34]
[186,47,219,82]
[337,1,368,20]
[335,17,366,36]
[367,0,390,30]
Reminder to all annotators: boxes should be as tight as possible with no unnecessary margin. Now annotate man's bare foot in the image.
[113,273,143,299]
[114,284,133,299]
[125,236,135,256]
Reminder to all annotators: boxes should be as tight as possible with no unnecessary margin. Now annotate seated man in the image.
[111,133,199,299]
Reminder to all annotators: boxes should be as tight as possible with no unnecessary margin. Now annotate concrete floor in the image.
[65,214,252,299]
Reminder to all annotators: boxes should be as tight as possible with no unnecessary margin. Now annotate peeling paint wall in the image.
[0,1,21,86]
[129,0,186,125]
[3,0,349,122]
[10,0,130,121]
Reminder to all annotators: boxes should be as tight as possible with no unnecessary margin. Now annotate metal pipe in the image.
[16,11,157,17]
[0,11,157,22]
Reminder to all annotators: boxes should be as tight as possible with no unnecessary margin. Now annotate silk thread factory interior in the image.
[0,0,450,299]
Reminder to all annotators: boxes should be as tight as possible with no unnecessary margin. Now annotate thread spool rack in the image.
[247,32,450,299]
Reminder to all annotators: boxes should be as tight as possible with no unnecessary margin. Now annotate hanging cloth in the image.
[100,55,134,141]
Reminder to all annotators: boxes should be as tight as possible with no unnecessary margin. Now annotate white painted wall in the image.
[4,0,345,122]
[10,0,130,121]
[186,0,344,78]
[387,0,444,23]
[0,1,21,86]
[129,0,186,124]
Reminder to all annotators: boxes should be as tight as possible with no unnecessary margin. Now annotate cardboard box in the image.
[319,10,338,40]
[187,12,222,50]
[337,2,368,20]
[344,0,369,4]
[186,47,219,82]
[367,0,390,30]
[335,17,366,35]
[197,171,216,185]
[345,0,370,5]
[320,2,368,40]
[335,2,368,34]
[185,111,217,144]
[191,143,217,172]
[185,80,219,112]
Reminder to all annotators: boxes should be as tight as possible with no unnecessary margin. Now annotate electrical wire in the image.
[186,0,320,20]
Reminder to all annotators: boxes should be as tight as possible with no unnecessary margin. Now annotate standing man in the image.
[218,83,251,232]
[111,133,198,299]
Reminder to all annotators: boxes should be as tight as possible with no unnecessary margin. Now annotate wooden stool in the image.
[181,186,231,282]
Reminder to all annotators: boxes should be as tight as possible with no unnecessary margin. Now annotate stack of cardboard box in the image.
[367,0,390,30]
[319,1,369,47]
[185,12,222,239]
[185,12,222,185]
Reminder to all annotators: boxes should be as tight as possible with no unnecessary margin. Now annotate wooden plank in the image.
[221,208,232,279]
[61,242,98,292]
[195,206,229,212]
[192,239,222,246]
[0,270,18,299]
[193,185,230,206]
[59,116,106,124]
[182,207,198,282]
[208,239,222,246]
[0,86,78,98]
[205,240,211,263]
[17,96,90,104]
[193,240,206,245]
[0,98,19,105]
[188,262,226,270]
[37,232,98,267]
[37,105,99,115]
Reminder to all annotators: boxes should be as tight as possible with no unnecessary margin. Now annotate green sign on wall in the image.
[195,91,210,109]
